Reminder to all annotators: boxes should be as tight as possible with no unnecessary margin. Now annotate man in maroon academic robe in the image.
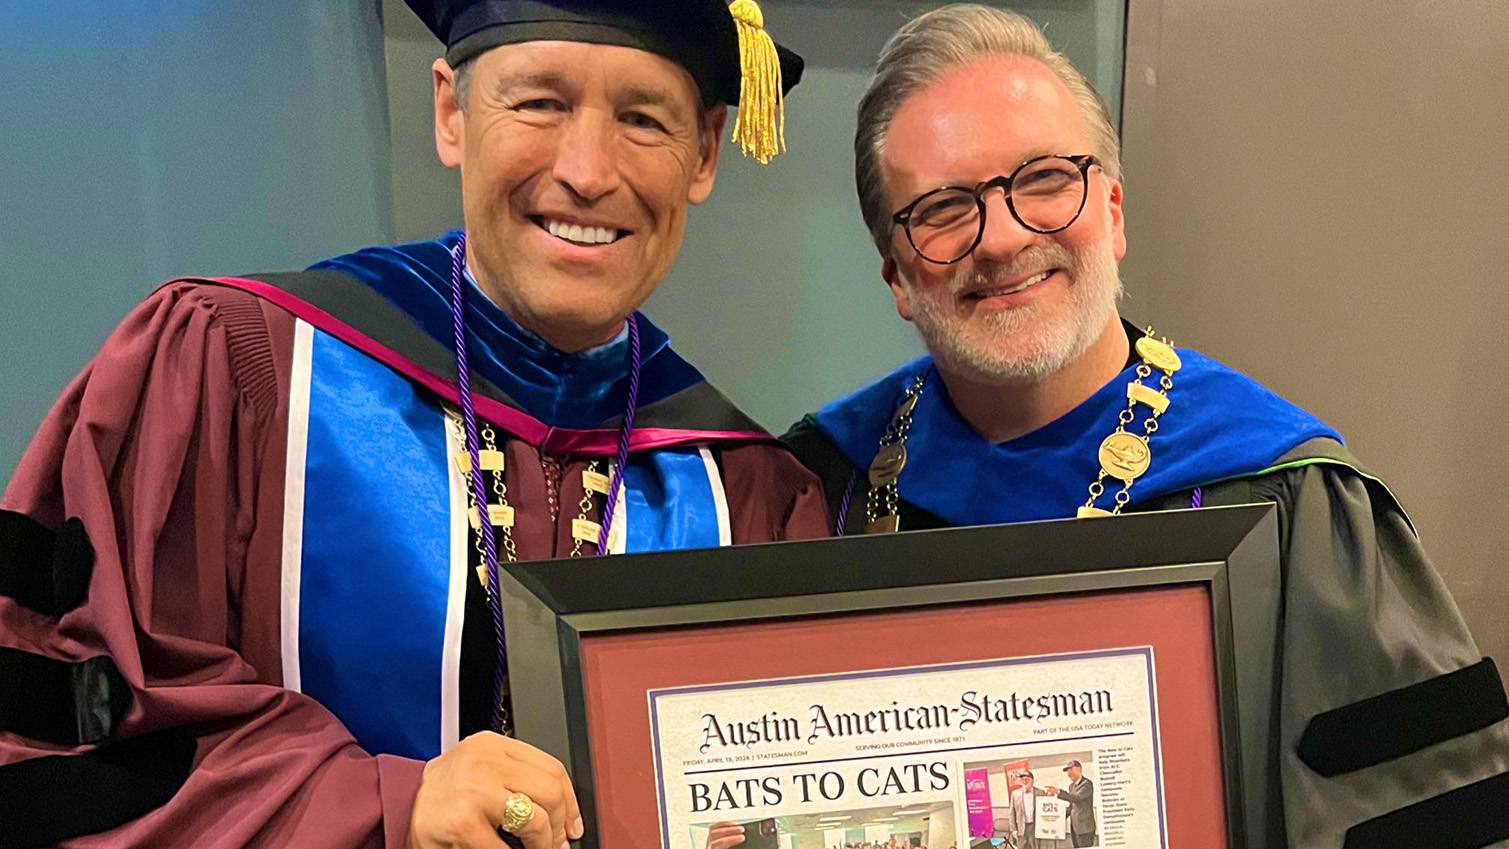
[0,2,825,848]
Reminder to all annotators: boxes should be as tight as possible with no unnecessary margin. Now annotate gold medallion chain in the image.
[862,330,1183,533]
[864,373,927,534]
[1078,329,1180,517]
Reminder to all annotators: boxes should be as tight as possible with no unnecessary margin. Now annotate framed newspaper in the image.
[499,504,1281,849]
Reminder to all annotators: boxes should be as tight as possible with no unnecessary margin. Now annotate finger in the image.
[496,797,556,849]
[482,772,570,846]
[465,736,577,843]
[422,814,510,849]
[494,738,584,840]
[450,743,567,847]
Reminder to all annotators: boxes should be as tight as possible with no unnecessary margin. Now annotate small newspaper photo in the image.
[648,647,1168,849]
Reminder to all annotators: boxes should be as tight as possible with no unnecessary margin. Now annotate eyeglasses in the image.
[891,154,1098,265]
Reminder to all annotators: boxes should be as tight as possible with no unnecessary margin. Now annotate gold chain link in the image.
[480,423,518,564]
[569,460,604,558]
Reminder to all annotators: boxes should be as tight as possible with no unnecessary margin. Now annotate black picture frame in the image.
[500,504,1280,849]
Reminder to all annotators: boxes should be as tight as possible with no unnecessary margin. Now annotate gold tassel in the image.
[728,0,786,164]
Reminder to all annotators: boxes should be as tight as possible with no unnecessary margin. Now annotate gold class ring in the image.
[499,792,535,834]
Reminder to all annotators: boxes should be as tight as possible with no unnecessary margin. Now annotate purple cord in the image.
[834,471,856,536]
[449,233,643,725]
[449,233,508,732]
[597,314,641,551]
[1191,487,1203,509]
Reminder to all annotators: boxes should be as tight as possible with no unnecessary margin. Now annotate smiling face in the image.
[433,41,726,352]
[880,54,1126,384]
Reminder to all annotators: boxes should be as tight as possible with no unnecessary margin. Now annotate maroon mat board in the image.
[579,583,1228,849]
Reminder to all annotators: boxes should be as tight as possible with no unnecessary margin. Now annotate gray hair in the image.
[452,58,475,114]
[854,4,1122,255]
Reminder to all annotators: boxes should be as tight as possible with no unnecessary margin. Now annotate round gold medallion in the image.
[868,442,908,486]
[1098,432,1151,482]
[1135,336,1182,373]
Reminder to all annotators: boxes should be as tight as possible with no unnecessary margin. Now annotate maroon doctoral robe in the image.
[1,271,829,848]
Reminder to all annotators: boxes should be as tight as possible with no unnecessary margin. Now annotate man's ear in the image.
[1107,177,1127,262]
[687,104,728,205]
[433,58,464,169]
[882,256,915,323]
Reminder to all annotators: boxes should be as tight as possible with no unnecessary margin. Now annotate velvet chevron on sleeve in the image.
[1,284,424,849]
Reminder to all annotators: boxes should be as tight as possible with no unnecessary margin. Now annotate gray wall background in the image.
[0,1,394,476]
[3,1,1505,670]
[1119,0,1509,669]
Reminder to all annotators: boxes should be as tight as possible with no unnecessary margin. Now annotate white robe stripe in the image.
[440,414,468,751]
[279,320,315,692]
[699,447,732,546]
[609,461,628,554]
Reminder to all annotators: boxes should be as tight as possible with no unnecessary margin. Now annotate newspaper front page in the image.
[648,647,1168,848]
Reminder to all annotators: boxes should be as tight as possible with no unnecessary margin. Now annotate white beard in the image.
[901,236,1123,384]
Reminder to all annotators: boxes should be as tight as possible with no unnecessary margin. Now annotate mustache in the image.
[952,244,1078,293]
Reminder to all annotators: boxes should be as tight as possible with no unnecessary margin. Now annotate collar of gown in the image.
[810,346,1341,526]
[310,230,700,428]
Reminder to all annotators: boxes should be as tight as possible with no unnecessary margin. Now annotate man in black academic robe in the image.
[785,6,1509,848]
